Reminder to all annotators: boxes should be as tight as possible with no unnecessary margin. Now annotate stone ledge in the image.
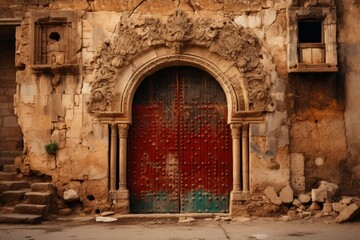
[232,111,265,123]
[0,18,22,25]
[289,63,338,73]
[93,112,128,123]
[31,64,78,75]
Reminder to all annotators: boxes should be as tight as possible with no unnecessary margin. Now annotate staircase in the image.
[0,151,56,224]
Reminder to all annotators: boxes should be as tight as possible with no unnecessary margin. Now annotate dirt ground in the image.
[0,215,360,240]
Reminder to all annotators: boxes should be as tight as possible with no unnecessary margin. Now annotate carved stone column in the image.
[118,123,129,190]
[110,124,118,193]
[230,124,241,192]
[230,123,250,216]
[242,124,249,193]
[114,123,130,213]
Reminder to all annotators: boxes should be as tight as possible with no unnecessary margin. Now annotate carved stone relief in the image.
[87,10,270,114]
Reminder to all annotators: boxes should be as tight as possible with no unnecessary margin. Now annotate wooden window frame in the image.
[29,10,79,75]
[287,7,338,73]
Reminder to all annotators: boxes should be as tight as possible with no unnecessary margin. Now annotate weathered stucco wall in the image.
[289,74,347,192]
[338,0,360,196]
[0,0,110,212]
[288,0,360,196]
[0,0,358,214]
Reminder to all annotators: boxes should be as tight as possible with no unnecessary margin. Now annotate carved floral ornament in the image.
[87,10,271,114]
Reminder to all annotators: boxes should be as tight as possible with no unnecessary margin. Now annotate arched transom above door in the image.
[87,10,274,123]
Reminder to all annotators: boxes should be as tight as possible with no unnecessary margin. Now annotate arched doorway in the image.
[128,66,232,213]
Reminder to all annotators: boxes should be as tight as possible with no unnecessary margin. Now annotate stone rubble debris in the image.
[331,202,346,213]
[335,203,360,223]
[150,220,162,225]
[292,199,302,208]
[311,181,338,203]
[279,185,294,204]
[95,216,117,223]
[100,211,115,217]
[340,197,353,205]
[213,215,221,221]
[177,217,196,223]
[308,202,321,211]
[264,186,282,206]
[63,189,79,202]
[298,193,311,204]
[314,212,323,218]
[298,211,312,218]
[221,216,232,221]
[263,182,360,223]
[322,203,332,214]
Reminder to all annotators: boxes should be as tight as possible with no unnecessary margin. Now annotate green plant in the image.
[45,142,58,155]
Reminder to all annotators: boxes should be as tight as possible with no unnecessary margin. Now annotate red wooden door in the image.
[128,67,232,213]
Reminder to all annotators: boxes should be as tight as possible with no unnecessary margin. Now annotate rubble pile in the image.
[262,181,360,223]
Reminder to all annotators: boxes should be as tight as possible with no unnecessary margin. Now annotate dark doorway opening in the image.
[0,25,23,158]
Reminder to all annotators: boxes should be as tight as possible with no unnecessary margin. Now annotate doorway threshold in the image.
[114,213,229,219]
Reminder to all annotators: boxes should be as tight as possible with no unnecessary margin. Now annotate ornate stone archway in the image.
[120,52,243,123]
[87,10,271,117]
[86,10,273,213]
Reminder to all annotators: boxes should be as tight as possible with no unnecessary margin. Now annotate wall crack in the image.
[129,0,147,18]
[218,223,230,240]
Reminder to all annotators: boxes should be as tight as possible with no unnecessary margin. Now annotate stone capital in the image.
[230,123,241,139]
[118,123,129,138]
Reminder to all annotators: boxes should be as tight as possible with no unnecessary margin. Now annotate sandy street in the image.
[0,216,359,240]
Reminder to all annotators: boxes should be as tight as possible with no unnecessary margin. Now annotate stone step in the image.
[31,182,55,193]
[0,157,15,168]
[0,151,22,158]
[0,206,14,214]
[0,190,30,203]
[3,164,16,173]
[0,213,42,224]
[13,204,49,219]
[0,181,31,192]
[0,172,17,181]
[25,192,53,205]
